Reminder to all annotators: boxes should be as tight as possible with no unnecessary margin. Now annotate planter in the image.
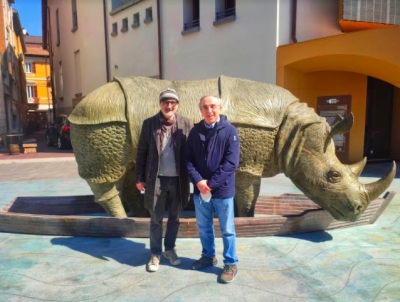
[8,144,20,155]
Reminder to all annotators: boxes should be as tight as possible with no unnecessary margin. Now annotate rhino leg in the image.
[122,167,149,217]
[87,179,127,218]
[235,171,261,217]
[234,126,276,217]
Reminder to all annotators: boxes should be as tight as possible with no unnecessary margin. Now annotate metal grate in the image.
[215,7,236,21]
[342,0,400,24]
[184,19,200,30]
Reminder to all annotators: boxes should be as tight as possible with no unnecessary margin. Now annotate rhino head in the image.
[278,107,396,222]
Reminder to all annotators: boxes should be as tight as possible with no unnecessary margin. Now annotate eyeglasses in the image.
[161,100,178,107]
[201,104,220,111]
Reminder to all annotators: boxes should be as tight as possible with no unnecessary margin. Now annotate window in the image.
[132,12,140,28]
[27,86,34,98]
[56,9,61,46]
[214,0,236,26]
[71,0,78,31]
[111,22,118,36]
[121,17,128,32]
[144,7,153,23]
[25,62,33,73]
[26,86,37,103]
[182,0,200,34]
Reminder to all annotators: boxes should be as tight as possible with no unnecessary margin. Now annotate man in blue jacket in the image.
[186,94,240,283]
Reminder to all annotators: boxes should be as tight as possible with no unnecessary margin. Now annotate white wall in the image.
[161,0,278,84]
[277,0,342,46]
[277,0,293,46]
[295,0,342,42]
[107,0,159,78]
[49,0,107,115]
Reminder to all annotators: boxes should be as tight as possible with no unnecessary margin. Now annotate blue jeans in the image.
[194,194,238,265]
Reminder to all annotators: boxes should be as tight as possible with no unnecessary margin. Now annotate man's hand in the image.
[196,180,211,195]
[136,182,146,192]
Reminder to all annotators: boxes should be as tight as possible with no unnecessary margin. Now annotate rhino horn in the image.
[330,113,354,136]
[364,161,396,201]
[347,157,367,177]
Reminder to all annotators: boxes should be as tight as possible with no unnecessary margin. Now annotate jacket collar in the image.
[197,114,228,130]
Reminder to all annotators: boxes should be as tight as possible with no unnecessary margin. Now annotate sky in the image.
[13,0,42,36]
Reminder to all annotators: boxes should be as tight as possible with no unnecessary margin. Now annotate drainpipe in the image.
[156,0,163,79]
[46,5,57,119]
[291,0,297,43]
[102,0,110,82]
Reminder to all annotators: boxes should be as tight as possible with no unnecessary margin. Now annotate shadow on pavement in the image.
[279,230,333,243]
[51,237,149,267]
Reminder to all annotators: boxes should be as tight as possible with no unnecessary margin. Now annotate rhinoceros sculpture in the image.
[69,76,396,222]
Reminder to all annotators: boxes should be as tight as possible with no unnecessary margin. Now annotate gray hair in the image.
[198,94,221,108]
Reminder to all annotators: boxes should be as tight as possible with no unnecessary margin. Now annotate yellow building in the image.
[12,10,28,131]
[23,34,53,133]
[277,4,400,164]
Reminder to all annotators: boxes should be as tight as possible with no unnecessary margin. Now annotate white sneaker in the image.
[147,254,160,272]
[163,249,181,265]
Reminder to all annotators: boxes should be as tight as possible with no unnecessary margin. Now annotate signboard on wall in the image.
[317,95,351,164]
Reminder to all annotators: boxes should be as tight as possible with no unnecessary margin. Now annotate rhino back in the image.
[69,81,127,125]
[115,75,299,148]
[219,76,299,129]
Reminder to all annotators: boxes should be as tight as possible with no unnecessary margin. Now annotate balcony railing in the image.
[215,7,236,21]
[342,0,400,25]
[183,19,200,31]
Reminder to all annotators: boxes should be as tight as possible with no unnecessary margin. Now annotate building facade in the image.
[42,0,400,162]
[277,0,400,162]
[42,0,108,115]
[11,9,27,133]
[24,34,53,133]
[0,0,27,148]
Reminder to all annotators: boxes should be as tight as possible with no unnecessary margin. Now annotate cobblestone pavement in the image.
[0,155,399,301]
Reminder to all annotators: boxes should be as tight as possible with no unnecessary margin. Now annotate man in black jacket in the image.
[136,88,191,272]
[186,95,240,283]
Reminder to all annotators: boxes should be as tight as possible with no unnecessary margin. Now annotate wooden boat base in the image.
[0,191,395,238]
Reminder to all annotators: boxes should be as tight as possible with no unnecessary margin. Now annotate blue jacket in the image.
[185,115,240,198]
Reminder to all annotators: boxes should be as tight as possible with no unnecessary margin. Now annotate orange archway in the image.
[277,26,400,163]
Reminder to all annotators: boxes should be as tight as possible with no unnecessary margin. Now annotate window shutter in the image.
[34,86,38,97]
[33,63,36,73]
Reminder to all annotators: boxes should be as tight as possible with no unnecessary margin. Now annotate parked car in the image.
[45,115,71,149]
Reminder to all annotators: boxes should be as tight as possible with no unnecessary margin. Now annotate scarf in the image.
[159,112,177,155]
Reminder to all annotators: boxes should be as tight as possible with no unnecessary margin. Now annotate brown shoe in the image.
[220,264,237,283]
[191,255,218,270]
[163,249,181,265]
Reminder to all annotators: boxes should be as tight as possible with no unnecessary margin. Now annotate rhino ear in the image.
[330,113,354,136]
[324,113,354,152]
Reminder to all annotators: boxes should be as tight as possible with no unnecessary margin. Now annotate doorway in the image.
[364,77,394,160]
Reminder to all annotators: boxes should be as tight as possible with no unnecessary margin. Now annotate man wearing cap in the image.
[136,88,192,272]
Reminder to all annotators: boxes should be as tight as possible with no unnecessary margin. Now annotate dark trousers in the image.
[149,176,181,255]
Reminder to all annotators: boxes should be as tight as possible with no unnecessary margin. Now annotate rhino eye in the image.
[327,170,341,183]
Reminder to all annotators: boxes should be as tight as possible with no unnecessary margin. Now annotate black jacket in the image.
[136,113,192,210]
